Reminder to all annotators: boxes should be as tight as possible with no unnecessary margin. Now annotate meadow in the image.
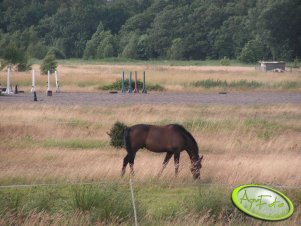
[0,61,300,225]
[1,60,301,93]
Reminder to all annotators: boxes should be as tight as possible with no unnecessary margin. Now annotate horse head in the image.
[191,155,203,180]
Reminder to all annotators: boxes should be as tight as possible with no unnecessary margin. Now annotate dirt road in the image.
[1,91,300,106]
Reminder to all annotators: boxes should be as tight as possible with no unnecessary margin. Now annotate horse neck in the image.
[185,136,200,162]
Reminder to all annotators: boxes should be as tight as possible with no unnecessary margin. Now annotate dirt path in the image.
[1,91,300,106]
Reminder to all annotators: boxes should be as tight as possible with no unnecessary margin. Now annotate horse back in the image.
[128,124,188,153]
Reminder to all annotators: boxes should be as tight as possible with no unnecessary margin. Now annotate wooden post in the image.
[128,71,133,93]
[142,71,147,94]
[134,71,139,93]
[121,71,125,94]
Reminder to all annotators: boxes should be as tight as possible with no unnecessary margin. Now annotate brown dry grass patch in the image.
[0,103,300,186]
[1,63,300,92]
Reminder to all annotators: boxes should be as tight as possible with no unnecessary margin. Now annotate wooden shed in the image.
[257,61,286,72]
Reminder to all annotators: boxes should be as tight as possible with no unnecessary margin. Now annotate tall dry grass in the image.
[1,64,300,92]
[0,98,300,225]
[0,104,300,186]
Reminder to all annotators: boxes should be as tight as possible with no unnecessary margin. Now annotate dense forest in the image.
[0,0,300,65]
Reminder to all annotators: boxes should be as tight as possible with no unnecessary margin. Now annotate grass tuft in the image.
[244,119,280,140]
[191,79,263,89]
[191,185,234,218]
[72,184,137,222]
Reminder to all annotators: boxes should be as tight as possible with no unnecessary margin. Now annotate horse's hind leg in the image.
[158,152,173,177]
[174,153,180,176]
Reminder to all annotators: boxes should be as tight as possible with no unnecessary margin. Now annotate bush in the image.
[107,121,128,149]
[40,52,57,74]
[192,79,226,88]
[239,38,265,63]
[220,56,230,66]
[191,79,263,89]
[292,58,299,68]
[17,55,32,71]
[101,79,165,91]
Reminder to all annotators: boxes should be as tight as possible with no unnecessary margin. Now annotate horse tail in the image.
[124,127,132,154]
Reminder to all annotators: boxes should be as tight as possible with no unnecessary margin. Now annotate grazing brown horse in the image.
[121,124,203,179]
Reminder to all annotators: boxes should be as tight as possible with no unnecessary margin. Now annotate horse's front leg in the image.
[158,152,173,177]
[174,153,180,176]
[121,154,130,177]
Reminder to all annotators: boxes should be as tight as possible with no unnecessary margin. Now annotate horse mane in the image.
[172,124,199,153]
[123,127,132,154]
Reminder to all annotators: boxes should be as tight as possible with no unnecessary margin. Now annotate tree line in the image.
[0,0,300,67]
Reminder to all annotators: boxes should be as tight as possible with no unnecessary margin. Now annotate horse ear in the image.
[200,155,204,160]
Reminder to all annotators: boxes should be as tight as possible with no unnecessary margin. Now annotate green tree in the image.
[258,0,301,60]
[40,52,57,74]
[121,33,138,58]
[168,38,185,60]
[96,35,115,58]
[3,42,31,71]
[27,42,48,59]
[83,23,116,59]
[136,34,152,59]
[3,43,24,64]
[239,38,266,63]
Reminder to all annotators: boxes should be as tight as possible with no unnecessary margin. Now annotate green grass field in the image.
[1,182,300,225]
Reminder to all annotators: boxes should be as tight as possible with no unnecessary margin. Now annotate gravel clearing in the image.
[1,92,300,106]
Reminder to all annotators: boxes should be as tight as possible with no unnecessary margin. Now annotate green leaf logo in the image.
[232,184,294,221]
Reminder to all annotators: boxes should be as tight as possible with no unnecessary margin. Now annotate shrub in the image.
[101,79,165,91]
[292,58,299,68]
[40,52,57,74]
[220,56,230,66]
[239,38,265,63]
[107,121,128,149]
[191,79,263,89]
[17,55,32,72]
[192,79,226,88]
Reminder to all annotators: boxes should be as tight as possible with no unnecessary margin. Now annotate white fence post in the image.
[6,66,12,94]
[129,178,138,226]
[55,70,60,93]
[47,70,52,96]
[31,69,36,92]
